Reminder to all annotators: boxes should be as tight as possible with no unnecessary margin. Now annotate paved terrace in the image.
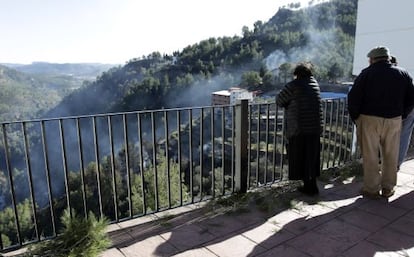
[96,159,414,257]
[5,160,414,257]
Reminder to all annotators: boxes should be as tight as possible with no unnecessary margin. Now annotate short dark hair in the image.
[293,62,313,78]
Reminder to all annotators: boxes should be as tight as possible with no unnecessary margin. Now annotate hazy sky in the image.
[0,0,315,64]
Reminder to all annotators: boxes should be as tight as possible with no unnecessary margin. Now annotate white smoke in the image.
[264,2,341,75]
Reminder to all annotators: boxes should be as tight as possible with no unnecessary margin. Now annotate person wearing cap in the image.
[348,46,414,199]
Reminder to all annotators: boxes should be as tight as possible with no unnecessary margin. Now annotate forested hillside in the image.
[46,0,357,118]
[0,63,117,122]
[11,62,116,81]
[0,65,65,121]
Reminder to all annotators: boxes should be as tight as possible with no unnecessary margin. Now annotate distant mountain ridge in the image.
[2,62,117,80]
[0,62,117,121]
[0,64,62,121]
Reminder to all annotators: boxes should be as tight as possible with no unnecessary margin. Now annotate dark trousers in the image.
[287,134,320,184]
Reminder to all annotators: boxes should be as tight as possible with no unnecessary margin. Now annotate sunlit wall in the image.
[353,0,414,75]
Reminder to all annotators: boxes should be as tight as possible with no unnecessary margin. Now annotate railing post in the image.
[235,99,248,193]
[351,124,359,159]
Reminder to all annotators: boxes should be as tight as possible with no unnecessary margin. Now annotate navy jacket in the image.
[348,60,414,121]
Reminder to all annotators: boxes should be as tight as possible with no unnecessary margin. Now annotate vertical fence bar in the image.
[272,104,277,182]
[329,100,336,168]
[211,107,215,198]
[350,113,359,159]
[188,109,194,203]
[342,105,348,162]
[0,226,2,250]
[265,104,270,184]
[92,117,104,219]
[256,105,261,185]
[164,111,171,209]
[280,110,286,177]
[343,99,351,161]
[58,119,71,217]
[75,118,88,218]
[123,114,133,218]
[235,100,248,193]
[199,108,204,201]
[137,113,146,214]
[2,124,22,245]
[333,100,341,167]
[326,101,334,168]
[177,111,183,206]
[338,99,346,166]
[231,105,235,192]
[221,107,225,195]
[40,121,56,236]
[344,103,353,161]
[108,116,119,220]
[247,105,252,188]
[335,100,341,165]
[321,102,328,170]
[22,122,39,241]
[151,112,159,211]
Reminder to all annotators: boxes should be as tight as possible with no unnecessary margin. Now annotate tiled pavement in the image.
[5,160,414,257]
[96,159,414,257]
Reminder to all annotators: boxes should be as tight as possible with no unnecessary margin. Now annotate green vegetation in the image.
[319,160,363,182]
[25,209,110,257]
[0,62,115,122]
[0,65,63,122]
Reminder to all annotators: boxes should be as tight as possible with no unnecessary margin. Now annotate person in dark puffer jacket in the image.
[276,62,323,196]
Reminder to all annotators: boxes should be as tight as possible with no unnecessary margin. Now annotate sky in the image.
[0,0,317,65]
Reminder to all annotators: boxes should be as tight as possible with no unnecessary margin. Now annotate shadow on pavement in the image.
[247,190,414,257]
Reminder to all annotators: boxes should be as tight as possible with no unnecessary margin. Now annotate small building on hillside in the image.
[211,87,254,106]
[211,90,231,105]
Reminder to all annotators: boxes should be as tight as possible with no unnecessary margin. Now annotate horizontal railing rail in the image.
[0,97,354,252]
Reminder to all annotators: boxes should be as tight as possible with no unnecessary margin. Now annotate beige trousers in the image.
[356,114,401,193]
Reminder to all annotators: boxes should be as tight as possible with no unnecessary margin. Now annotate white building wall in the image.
[229,91,253,105]
[353,0,414,75]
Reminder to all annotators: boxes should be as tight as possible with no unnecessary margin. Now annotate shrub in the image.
[26,209,110,257]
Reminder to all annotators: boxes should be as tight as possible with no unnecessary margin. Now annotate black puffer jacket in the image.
[276,76,323,138]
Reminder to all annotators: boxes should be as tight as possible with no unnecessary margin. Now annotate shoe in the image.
[381,188,395,198]
[297,185,319,196]
[360,189,381,199]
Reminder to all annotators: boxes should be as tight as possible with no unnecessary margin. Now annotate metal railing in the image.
[0,97,354,251]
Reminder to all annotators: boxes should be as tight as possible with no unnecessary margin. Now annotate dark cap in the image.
[367,46,390,59]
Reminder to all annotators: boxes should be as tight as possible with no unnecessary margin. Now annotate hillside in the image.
[45,0,357,118]
[0,65,65,121]
[0,62,117,121]
[9,62,117,81]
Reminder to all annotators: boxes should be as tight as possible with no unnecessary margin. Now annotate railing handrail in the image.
[0,104,234,125]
